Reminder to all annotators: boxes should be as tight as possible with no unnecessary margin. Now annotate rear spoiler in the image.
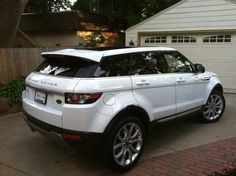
[41,49,103,63]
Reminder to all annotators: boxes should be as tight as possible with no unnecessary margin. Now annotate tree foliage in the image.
[25,0,72,13]
[139,0,181,19]
[72,0,181,27]
[71,0,92,13]
[0,80,25,104]
[113,0,181,26]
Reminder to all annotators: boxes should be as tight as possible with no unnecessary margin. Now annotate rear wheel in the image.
[200,91,225,122]
[105,116,145,171]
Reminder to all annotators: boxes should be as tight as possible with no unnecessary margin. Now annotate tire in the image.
[105,115,145,171]
[200,90,225,123]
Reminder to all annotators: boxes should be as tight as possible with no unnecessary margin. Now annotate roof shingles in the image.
[20,10,126,32]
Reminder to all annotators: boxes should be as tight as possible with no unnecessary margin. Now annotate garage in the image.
[126,0,236,93]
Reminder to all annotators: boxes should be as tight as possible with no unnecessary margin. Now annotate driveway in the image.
[0,94,236,176]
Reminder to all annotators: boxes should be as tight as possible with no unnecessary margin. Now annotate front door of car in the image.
[131,52,176,121]
[161,51,209,114]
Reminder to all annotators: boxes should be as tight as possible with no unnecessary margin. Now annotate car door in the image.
[131,51,176,121]
[162,51,209,114]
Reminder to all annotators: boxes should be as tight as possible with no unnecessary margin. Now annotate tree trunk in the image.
[0,0,28,47]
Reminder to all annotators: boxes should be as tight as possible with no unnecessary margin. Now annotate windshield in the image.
[36,55,98,78]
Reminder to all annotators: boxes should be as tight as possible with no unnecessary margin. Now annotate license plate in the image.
[34,91,47,104]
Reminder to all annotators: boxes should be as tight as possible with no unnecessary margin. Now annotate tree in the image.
[72,0,181,27]
[71,0,92,13]
[0,0,72,47]
[113,0,181,26]
[24,0,72,13]
[139,0,181,19]
[0,0,29,47]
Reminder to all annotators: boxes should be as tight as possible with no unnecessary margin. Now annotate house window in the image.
[172,36,196,43]
[144,36,167,44]
[203,35,231,43]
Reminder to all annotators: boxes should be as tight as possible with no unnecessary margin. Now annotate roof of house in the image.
[20,10,126,32]
[41,47,176,62]
[15,29,36,47]
[126,0,236,32]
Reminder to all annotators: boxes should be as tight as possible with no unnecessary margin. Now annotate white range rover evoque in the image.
[22,47,225,170]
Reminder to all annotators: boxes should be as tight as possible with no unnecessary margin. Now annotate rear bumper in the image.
[23,112,104,150]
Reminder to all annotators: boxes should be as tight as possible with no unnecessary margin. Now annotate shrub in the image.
[0,80,25,104]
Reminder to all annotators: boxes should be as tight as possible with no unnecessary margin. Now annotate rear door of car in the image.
[131,51,176,121]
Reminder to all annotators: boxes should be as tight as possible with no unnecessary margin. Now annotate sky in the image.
[70,0,77,5]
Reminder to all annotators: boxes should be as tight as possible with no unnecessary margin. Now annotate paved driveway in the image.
[0,94,236,176]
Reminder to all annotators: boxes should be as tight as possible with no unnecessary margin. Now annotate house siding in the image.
[27,31,83,47]
[126,0,236,46]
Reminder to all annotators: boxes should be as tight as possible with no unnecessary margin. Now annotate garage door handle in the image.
[136,81,150,86]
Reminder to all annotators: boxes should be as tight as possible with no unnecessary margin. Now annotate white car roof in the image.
[41,47,176,63]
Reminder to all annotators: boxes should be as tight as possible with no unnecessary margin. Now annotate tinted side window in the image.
[162,51,194,73]
[94,54,131,77]
[132,52,168,75]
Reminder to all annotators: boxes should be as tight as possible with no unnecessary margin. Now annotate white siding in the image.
[129,0,236,32]
[126,0,236,46]
[126,31,137,46]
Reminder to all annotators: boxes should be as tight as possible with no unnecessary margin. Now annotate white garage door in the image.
[140,34,236,93]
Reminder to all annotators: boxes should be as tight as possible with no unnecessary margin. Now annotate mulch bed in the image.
[0,97,22,117]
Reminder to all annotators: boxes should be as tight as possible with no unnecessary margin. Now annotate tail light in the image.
[63,133,81,140]
[65,93,102,104]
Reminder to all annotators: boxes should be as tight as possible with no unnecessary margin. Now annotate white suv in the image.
[22,47,225,170]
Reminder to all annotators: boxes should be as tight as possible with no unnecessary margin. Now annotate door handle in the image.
[136,80,150,86]
[200,76,211,81]
[194,76,211,81]
[176,78,185,83]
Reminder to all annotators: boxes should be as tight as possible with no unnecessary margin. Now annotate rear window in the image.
[36,55,98,78]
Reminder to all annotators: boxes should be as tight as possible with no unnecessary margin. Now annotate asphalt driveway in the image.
[0,94,236,176]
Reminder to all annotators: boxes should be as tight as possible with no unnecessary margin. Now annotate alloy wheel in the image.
[113,122,143,167]
[203,93,224,121]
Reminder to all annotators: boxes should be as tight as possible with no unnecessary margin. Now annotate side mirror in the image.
[195,64,205,73]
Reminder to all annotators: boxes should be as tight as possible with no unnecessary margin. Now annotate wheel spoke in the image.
[129,124,135,137]
[130,138,142,143]
[214,104,222,109]
[118,127,128,142]
[126,148,133,164]
[130,129,139,140]
[212,108,220,116]
[203,108,210,115]
[121,150,126,165]
[129,144,139,153]
[113,143,123,151]
[114,147,124,159]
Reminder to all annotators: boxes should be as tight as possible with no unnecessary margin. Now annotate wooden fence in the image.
[0,48,56,84]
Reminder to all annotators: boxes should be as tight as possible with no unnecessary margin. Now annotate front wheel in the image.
[200,91,225,122]
[105,116,145,171]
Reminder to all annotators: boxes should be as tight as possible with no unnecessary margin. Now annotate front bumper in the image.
[23,112,103,150]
